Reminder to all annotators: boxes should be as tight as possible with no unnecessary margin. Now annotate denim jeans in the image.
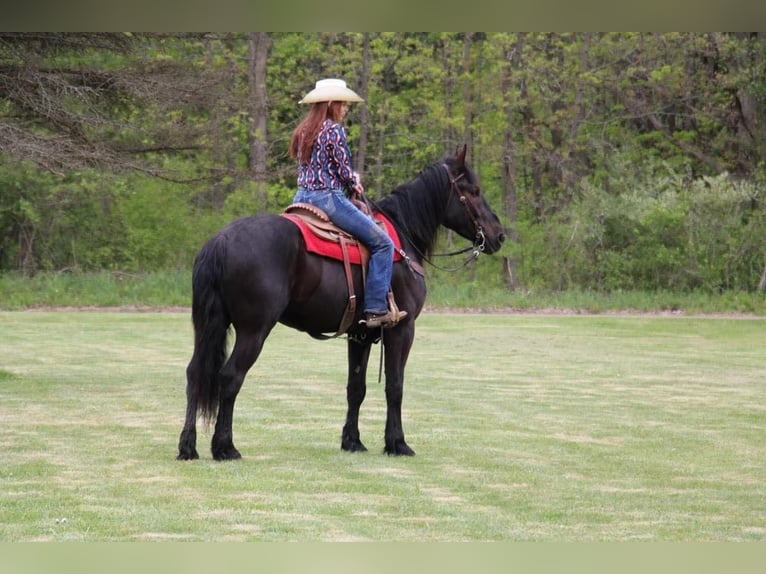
[293,188,394,314]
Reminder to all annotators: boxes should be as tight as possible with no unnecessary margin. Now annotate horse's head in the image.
[441,145,505,255]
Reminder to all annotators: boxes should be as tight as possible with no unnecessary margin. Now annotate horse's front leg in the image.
[383,325,416,456]
[342,338,372,452]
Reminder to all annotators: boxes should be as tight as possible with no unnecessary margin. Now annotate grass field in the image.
[0,310,764,541]
[2,269,766,315]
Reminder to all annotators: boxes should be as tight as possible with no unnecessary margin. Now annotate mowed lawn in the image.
[0,310,764,541]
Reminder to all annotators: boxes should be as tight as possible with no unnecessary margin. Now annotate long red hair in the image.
[289,101,347,163]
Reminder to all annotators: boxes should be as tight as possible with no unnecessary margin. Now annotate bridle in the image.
[396,164,487,272]
[417,163,486,271]
[380,162,489,274]
[442,163,486,251]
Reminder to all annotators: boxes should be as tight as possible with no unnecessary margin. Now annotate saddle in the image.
[282,203,406,337]
[283,203,403,263]
[284,201,365,247]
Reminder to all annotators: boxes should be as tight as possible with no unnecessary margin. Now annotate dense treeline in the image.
[1,32,765,293]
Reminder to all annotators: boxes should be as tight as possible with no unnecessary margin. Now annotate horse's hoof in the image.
[341,440,368,452]
[212,446,242,461]
[176,449,199,461]
[385,441,415,456]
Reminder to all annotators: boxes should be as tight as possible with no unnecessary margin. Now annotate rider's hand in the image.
[352,172,364,195]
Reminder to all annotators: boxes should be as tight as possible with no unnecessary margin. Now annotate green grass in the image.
[0,270,191,310]
[1,310,764,541]
[1,270,766,314]
[424,274,766,315]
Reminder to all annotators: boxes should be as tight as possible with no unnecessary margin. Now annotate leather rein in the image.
[408,163,487,272]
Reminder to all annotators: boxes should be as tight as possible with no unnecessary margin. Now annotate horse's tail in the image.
[187,234,231,424]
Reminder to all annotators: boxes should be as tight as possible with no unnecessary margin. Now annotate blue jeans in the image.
[293,188,394,314]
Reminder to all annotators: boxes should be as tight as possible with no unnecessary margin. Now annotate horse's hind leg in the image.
[177,366,200,460]
[211,328,270,460]
[342,338,372,452]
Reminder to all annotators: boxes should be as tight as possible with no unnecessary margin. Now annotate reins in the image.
[402,164,487,272]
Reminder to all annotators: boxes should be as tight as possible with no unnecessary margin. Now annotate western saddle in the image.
[283,203,405,337]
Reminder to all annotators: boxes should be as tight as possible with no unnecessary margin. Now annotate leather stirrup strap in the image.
[387,291,401,319]
[360,246,369,286]
[335,235,357,336]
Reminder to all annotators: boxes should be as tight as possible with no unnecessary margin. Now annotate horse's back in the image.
[196,215,303,319]
[211,213,296,245]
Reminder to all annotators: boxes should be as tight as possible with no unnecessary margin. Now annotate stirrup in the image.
[386,291,407,324]
[359,309,408,329]
[359,291,408,329]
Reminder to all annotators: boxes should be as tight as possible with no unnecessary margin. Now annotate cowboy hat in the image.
[299,78,364,104]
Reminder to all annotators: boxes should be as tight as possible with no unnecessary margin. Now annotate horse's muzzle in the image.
[482,230,505,254]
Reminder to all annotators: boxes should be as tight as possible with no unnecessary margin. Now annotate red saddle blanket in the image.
[282,211,403,265]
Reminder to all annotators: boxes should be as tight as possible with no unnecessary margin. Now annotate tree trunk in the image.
[462,32,474,155]
[374,104,387,198]
[204,37,224,211]
[248,32,270,211]
[563,32,591,202]
[501,34,523,290]
[441,36,456,155]
[355,33,371,176]
[735,33,766,169]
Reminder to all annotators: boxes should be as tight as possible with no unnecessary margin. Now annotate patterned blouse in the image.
[297,120,356,192]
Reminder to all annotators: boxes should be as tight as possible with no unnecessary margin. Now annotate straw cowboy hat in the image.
[299,78,364,104]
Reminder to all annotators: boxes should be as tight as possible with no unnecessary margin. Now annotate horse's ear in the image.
[454,144,467,169]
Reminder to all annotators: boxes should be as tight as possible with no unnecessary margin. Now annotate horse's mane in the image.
[376,162,451,259]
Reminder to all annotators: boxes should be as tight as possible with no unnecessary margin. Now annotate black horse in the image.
[177,146,505,461]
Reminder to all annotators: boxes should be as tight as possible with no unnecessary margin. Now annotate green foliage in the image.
[510,154,766,294]
[0,164,129,273]
[221,181,295,218]
[684,173,766,291]
[2,33,766,297]
[120,176,198,270]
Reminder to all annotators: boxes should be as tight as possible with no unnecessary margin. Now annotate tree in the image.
[354,33,371,176]
[0,33,135,174]
[497,33,523,289]
[0,33,220,179]
[2,32,765,291]
[247,32,270,210]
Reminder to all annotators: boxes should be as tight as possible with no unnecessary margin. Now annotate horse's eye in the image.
[459,183,479,197]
